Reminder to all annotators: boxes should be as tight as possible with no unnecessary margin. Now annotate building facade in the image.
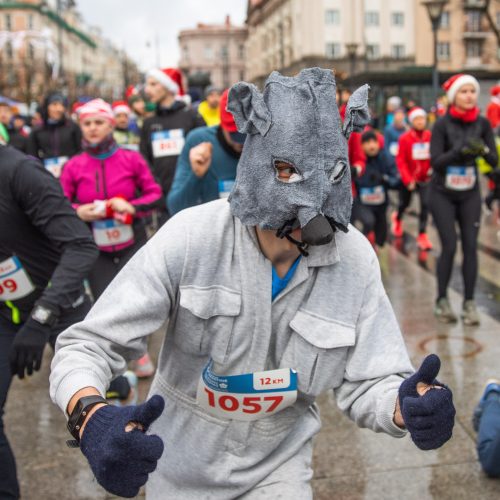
[178,15,248,90]
[0,0,139,103]
[245,0,416,86]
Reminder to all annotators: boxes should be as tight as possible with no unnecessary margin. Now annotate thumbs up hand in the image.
[397,354,455,450]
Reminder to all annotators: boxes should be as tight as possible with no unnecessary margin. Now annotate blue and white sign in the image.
[445,166,476,191]
[0,256,35,301]
[218,179,235,199]
[92,219,134,248]
[359,185,386,206]
[43,156,68,178]
[196,360,297,421]
[152,129,185,158]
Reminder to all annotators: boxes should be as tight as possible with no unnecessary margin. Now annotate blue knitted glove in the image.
[398,355,455,451]
[80,395,165,498]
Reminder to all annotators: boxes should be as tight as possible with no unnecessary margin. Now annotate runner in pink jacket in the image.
[60,99,162,300]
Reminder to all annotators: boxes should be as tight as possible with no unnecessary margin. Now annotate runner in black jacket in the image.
[140,67,205,222]
[430,74,498,326]
[0,145,98,499]
[27,92,82,178]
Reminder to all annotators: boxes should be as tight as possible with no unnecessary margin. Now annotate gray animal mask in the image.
[227,67,370,250]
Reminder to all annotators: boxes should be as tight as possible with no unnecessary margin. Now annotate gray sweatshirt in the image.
[50,199,414,499]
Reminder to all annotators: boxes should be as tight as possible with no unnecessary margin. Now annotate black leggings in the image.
[351,199,388,246]
[429,185,481,301]
[397,183,430,234]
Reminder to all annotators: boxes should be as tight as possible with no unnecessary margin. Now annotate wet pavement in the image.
[5,203,500,499]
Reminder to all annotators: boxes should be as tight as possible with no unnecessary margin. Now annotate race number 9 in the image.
[0,279,18,295]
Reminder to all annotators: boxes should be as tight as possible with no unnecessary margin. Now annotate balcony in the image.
[463,0,488,9]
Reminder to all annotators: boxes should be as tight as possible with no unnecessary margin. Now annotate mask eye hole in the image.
[329,161,347,184]
[274,159,303,183]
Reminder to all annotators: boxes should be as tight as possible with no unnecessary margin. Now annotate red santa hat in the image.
[125,84,138,100]
[408,107,427,124]
[490,84,500,97]
[442,74,479,103]
[112,100,131,116]
[146,67,185,96]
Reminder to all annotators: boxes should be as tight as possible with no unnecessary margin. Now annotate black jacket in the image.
[140,101,205,198]
[0,145,98,323]
[430,112,497,189]
[27,119,82,161]
[7,126,29,153]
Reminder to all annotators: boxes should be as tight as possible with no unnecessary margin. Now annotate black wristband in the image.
[66,395,107,447]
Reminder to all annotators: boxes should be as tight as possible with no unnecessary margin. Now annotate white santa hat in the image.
[146,67,182,95]
[442,74,480,103]
[408,107,427,124]
[112,101,131,116]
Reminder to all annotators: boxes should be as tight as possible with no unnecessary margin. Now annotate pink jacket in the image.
[61,148,162,252]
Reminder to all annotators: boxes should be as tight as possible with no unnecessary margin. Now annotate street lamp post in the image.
[423,0,449,104]
[345,42,359,77]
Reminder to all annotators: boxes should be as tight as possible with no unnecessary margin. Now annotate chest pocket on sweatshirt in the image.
[173,285,241,363]
[284,310,356,396]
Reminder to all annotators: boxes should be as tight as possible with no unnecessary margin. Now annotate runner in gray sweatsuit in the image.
[50,68,455,499]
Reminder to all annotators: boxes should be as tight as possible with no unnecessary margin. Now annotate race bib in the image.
[0,256,35,301]
[43,156,69,178]
[152,129,185,158]
[218,180,235,199]
[92,219,134,248]
[359,186,386,206]
[389,142,399,157]
[196,361,297,421]
[445,166,477,191]
[412,142,430,161]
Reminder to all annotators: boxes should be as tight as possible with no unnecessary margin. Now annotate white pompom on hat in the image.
[408,107,427,124]
[442,74,479,103]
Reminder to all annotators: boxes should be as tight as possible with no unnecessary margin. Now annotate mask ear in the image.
[343,84,371,140]
[227,82,272,136]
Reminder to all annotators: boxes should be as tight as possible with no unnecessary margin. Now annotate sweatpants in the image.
[429,184,481,301]
[396,182,431,234]
[0,299,91,500]
[351,199,388,246]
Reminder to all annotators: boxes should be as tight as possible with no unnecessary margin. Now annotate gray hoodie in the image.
[50,199,413,499]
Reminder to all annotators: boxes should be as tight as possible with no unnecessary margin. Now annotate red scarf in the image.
[449,105,480,123]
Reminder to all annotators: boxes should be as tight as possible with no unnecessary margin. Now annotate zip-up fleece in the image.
[50,199,414,499]
[60,148,162,252]
[396,129,432,186]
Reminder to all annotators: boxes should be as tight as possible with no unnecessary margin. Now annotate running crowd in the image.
[0,67,499,499]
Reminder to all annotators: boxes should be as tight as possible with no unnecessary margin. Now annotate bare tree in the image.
[484,0,500,46]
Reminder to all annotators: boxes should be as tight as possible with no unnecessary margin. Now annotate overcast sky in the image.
[77,0,247,71]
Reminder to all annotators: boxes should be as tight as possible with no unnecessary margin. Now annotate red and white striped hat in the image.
[112,100,131,116]
[442,74,479,103]
[146,67,184,96]
[408,107,427,124]
[78,99,115,123]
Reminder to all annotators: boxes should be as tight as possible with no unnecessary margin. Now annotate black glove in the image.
[80,395,165,498]
[350,165,359,179]
[461,138,489,158]
[9,317,53,378]
[398,355,455,450]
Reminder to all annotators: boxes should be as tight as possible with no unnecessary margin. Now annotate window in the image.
[239,70,245,81]
[440,11,450,29]
[325,42,341,58]
[220,45,228,59]
[183,45,189,59]
[365,11,379,27]
[204,45,213,60]
[466,40,482,58]
[5,13,11,30]
[466,11,482,32]
[28,42,35,59]
[391,12,404,26]
[6,40,12,59]
[28,13,34,30]
[366,44,380,60]
[497,11,500,29]
[391,44,405,59]
[437,42,450,61]
[325,9,340,25]
[238,43,245,59]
